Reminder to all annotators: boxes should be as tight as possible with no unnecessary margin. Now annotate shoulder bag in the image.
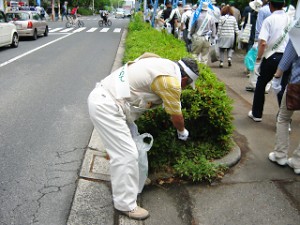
[240,12,251,44]
[286,83,300,110]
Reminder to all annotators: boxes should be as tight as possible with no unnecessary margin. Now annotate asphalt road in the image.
[0,15,130,225]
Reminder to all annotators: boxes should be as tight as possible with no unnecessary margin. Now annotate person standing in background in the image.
[255,0,271,41]
[248,0,290,122]
[181,4,193,52]
[190,2,216,64]
[61,1,68,21]
[155,4,165,30]
[245,0,271,92]
[160,1,178,36]
[243,0,263,51]
[268,40,300,175]
[217,5,239,68]
[209,0,221,32]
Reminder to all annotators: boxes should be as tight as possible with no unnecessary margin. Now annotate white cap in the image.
[249,0,263,12]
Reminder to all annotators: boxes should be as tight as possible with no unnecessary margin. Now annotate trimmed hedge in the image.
[124,13,234,182]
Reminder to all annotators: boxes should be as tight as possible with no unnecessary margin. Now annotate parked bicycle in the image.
[65,15,84,28]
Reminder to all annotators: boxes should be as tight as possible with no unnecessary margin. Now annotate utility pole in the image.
[51,0,55,21]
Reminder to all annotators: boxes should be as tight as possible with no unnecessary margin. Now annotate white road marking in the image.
[48,27,123,33]
[86,28,98,32]
[49,28,64,32]
[100,28,109,32]
[73,27,86,33]
[0,33,73,68]
[113,28,121,32]
[60,28,74,32]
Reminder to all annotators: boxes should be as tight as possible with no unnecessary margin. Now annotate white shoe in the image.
[248,111,262,122]
[120,206,149,220]
[287,158,300,175]
[268,152,287,166]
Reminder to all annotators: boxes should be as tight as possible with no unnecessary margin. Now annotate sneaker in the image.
[120,206,149,220]
[245,86,255,92]
[287,158,300,174]
[228,58,232,67]
[268,152,287,166]
[219,62,223,68]
[248,111,262,122]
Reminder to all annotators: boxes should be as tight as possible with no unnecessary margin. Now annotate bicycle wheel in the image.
[78,20,84,27]
[98,20,104,27]
[66,21,72,28]
[107,20,112,26]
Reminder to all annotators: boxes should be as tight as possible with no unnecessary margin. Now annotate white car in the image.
[115,8,125,18]
[0,10,19,48]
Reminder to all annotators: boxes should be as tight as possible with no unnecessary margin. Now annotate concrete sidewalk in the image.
[67,35,300,224]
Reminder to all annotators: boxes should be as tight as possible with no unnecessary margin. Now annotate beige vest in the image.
[101,55,181,122]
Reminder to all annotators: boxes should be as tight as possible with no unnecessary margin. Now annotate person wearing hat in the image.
[190,2,216,64]
[248,0,290,122]
[245,0,271,91]
[87,53,199,220]
[243,0,263,51]
[181,4,193,51]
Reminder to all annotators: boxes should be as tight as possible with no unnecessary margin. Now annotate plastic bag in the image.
[210,43,220,63]
[133,133,153,193]
[244,47,258,72]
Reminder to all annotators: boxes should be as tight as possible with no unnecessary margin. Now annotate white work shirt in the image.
[258,10,290,53]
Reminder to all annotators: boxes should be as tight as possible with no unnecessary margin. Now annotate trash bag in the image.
[244,47,258,72]
[133,133,153,193]
[210,43,220,63]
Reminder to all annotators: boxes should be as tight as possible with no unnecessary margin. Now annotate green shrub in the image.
[125,13,234,182]
[78,8,93,16]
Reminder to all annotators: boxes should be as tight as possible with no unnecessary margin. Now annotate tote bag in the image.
[240,13,252,43]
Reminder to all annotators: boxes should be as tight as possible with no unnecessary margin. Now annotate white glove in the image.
[252,42,258,49]
[271,77,282,94]
[128,122,139,138]
[177,128,189,141]
[254,61,261,76]
[187,33,191,40]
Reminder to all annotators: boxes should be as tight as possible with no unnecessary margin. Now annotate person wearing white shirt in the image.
[181,4,193,51]
[248,0,290,122]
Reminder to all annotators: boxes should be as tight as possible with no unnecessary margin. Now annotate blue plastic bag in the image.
[244,47,258,72]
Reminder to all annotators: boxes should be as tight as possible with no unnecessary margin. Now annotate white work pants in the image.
[87,85,139,211]
[274,89,300,169]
